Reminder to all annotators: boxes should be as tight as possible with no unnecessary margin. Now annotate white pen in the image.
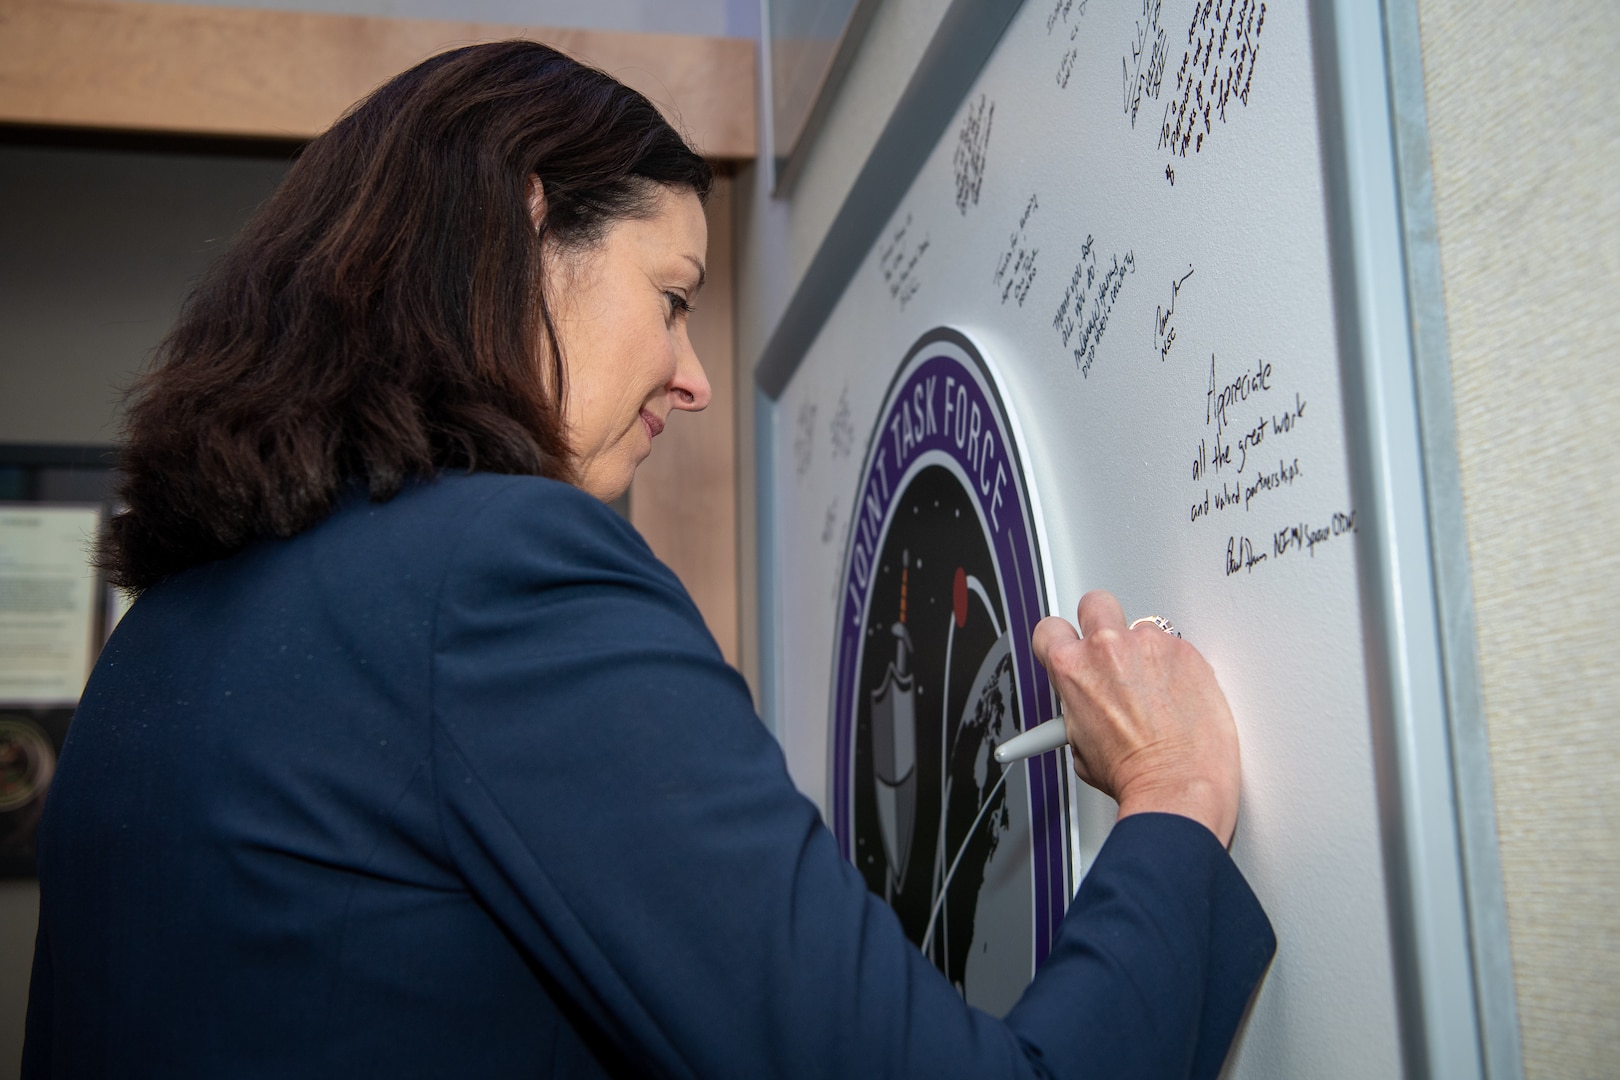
[993,716,1068,764]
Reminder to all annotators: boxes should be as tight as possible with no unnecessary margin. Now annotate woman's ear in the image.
[527,175,546,231]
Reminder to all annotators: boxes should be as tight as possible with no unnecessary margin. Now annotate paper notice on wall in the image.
[0,506,102,704]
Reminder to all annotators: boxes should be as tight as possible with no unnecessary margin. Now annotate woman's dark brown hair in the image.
[104,40,712,591]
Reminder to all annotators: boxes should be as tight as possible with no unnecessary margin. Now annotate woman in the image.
[24,41,1272,1078]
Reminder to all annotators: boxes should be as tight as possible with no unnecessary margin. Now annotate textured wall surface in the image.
[1415,2,1620,1075]
[0,145,291,446]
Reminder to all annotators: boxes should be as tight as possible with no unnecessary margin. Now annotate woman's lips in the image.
[641,410,665,440]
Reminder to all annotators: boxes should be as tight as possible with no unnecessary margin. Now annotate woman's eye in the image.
[665,291,694,318]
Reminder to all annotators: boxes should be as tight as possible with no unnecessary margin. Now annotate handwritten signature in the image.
[1154,264,1194,362]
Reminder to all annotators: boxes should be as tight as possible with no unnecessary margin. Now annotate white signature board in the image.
[764,2,1439,1075]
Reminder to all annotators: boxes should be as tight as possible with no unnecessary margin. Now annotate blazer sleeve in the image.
[426,479,1274,1080]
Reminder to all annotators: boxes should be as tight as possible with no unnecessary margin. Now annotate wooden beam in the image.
[0,0,756,160]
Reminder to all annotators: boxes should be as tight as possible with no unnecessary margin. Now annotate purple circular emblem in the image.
[830,328,1068,1013]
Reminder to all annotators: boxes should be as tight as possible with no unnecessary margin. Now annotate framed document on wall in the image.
[0,443,119,876]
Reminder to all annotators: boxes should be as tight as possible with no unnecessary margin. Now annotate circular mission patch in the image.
[829,327,1070,1015]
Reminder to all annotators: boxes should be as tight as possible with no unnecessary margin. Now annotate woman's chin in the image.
[576,461,636,505]
[588,479,632,505]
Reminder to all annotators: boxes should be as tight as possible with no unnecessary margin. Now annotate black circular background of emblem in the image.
[830,328,1067,1015]
[852,465,1008,974]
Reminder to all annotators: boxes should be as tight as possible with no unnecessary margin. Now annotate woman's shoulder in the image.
[371,471,676,594]
[410,474,714,658]
[376,471,599,519]
[211,471,663,613]
[329,472,634,549]
[414,472,643,547]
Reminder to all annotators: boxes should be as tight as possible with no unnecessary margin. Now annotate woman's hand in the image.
[1031,590,1241,846]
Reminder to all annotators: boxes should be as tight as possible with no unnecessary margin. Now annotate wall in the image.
[0,143,293,446]
[1415,1,1620,1075]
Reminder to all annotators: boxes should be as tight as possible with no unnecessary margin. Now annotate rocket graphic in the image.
[870,552,918,892]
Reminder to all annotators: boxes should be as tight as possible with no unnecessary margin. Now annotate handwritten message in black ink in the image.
[1160,0,1267,159]
[991,194,1040,307]
[1124,0,1169,130]
[1047,0,1088,33]
[953,95,994,215]
[1052,235,1135,378]
[1272,510,1357,561]
[793,402,818,478]
[821,500,841,545]
[878,214,929,309]
[829,386,855,460]
[1179,351,1350,579]
[1154,264,1194,362]
[1224,534,1268,575]
[1188,353,1313,524]
[1227,509,1356,576]
[1058,47,1079,89]
[1047,0,1089,88]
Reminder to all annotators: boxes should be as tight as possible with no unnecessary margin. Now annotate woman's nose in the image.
[670,341,711,412]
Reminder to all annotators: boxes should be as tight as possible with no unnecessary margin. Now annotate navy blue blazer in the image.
[26,473,1273,1078]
